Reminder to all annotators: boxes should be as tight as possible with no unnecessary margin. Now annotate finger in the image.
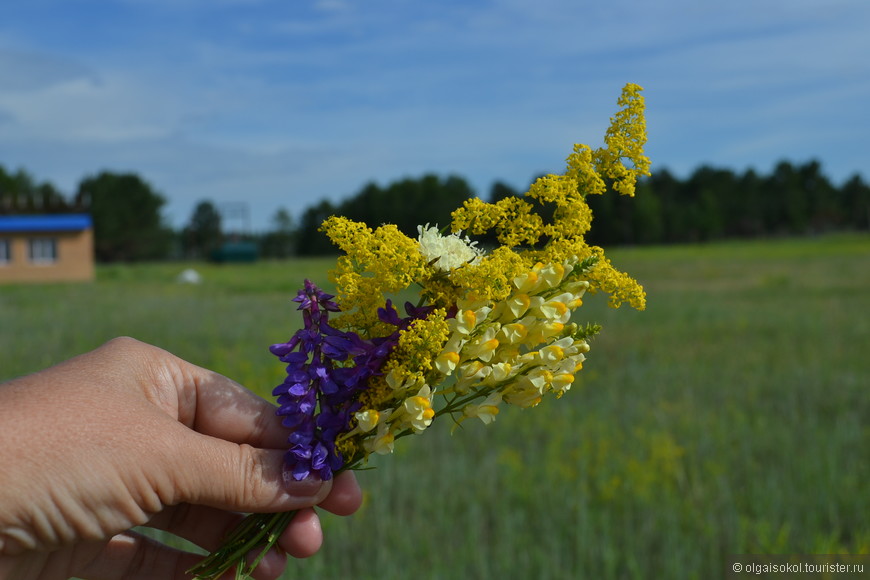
[145,473,358,550]
[73,530,287,580]
[143,504,246,552]
[189,369,290,449]
[318,471,363,516]
[277,508,322,559]
[143,507,302,580]
[71,530,196,580]
[168,428,333,513]
[155,349,290,450]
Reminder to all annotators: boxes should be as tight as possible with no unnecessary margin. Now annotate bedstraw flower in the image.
[417,224,484,272]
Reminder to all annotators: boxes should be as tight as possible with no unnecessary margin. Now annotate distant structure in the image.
[219,202,251,234]
[0,214,94,283]
[211,201,258,263]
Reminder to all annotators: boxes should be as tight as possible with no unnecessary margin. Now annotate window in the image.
[28,237,58,264]
[0,238,10,265]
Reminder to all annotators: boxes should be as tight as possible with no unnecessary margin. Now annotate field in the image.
[1,234,868,579]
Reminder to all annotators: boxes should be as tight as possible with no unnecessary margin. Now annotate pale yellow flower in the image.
[402,385,436,433]
[462,392,502,425]
[354,409,380,433]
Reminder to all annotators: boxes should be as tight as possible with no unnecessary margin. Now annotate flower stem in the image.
[186,511,296,580]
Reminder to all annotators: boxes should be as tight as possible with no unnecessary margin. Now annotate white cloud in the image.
[0,71,181,143]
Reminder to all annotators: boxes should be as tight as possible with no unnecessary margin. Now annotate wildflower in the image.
[417,224,484,272]
[355,409,380,432]
[189,82,649,580]
[435,350,460,374]
[462,392,502,425]
[402,385,436,432]
[365,417,396,455]
[270,281,350,481]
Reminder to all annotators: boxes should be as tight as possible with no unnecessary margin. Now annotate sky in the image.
[1,0,868,231]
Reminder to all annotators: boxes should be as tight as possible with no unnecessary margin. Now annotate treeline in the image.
[584,160,870,246]
[296,174,474,254]
[2,159,868,262]
[295,160,869,253]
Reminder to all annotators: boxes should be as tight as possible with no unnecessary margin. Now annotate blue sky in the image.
[1,0,868,231]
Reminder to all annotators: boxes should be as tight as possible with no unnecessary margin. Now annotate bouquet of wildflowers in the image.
[190,83,649,579]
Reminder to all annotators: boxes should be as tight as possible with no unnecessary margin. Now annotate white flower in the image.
[417,224,483,272]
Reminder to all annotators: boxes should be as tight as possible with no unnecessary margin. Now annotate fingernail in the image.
[281,465,323,497]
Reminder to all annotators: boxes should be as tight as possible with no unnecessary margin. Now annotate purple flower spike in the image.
[272,280,438,481]
[272,280,378,480]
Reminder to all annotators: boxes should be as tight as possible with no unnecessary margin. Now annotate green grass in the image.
[2,233,868,579]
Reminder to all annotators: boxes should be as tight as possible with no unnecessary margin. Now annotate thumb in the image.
[166,429,332,513]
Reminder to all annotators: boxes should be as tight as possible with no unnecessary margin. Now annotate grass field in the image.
[1,234,868,579]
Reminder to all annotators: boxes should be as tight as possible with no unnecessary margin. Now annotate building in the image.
[0,214,95,283]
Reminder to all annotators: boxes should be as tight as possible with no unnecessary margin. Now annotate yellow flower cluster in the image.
[446,83,648,309]
[342,257,596,454]
[440,260,594,413]
[324,82,649,461]
[593,83,651,196]
[322,217,428,334]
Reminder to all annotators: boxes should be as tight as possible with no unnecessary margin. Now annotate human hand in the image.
[0,337,362,580]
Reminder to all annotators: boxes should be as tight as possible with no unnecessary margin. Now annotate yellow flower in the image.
[455,360,492,393]
[462,392,502,425]
[402,385,436,433]
[550,373,575,393]
[504,293,531,319]
[321,217,428,332]
[592,82,651,197]
[532,294,572,324]
[446,246,530,303]
[513,270,541,294]
[434,350,460,375]
[379,309,451,393]
[451,308,480,335]
[499,322,528,344]
[366,421,396,455]
[503,370,549,408]
[485,362,514,384]
[465,326,500,362]
[355,409,380,433]
[524,320,565,345]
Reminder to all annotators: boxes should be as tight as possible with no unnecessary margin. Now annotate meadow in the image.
[1,233,868,579]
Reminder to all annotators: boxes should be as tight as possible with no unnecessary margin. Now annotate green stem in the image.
[186,511,296,580]
[186,460,367,580]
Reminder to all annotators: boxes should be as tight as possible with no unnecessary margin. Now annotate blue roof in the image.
[0,214,92,233]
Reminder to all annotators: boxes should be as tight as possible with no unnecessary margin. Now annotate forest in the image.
[289,159,870,254]
[1,159,868,261]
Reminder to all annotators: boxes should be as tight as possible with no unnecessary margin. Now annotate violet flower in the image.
[270,281,432,481]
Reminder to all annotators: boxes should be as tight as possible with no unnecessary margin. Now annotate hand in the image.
[0,337,362,580]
